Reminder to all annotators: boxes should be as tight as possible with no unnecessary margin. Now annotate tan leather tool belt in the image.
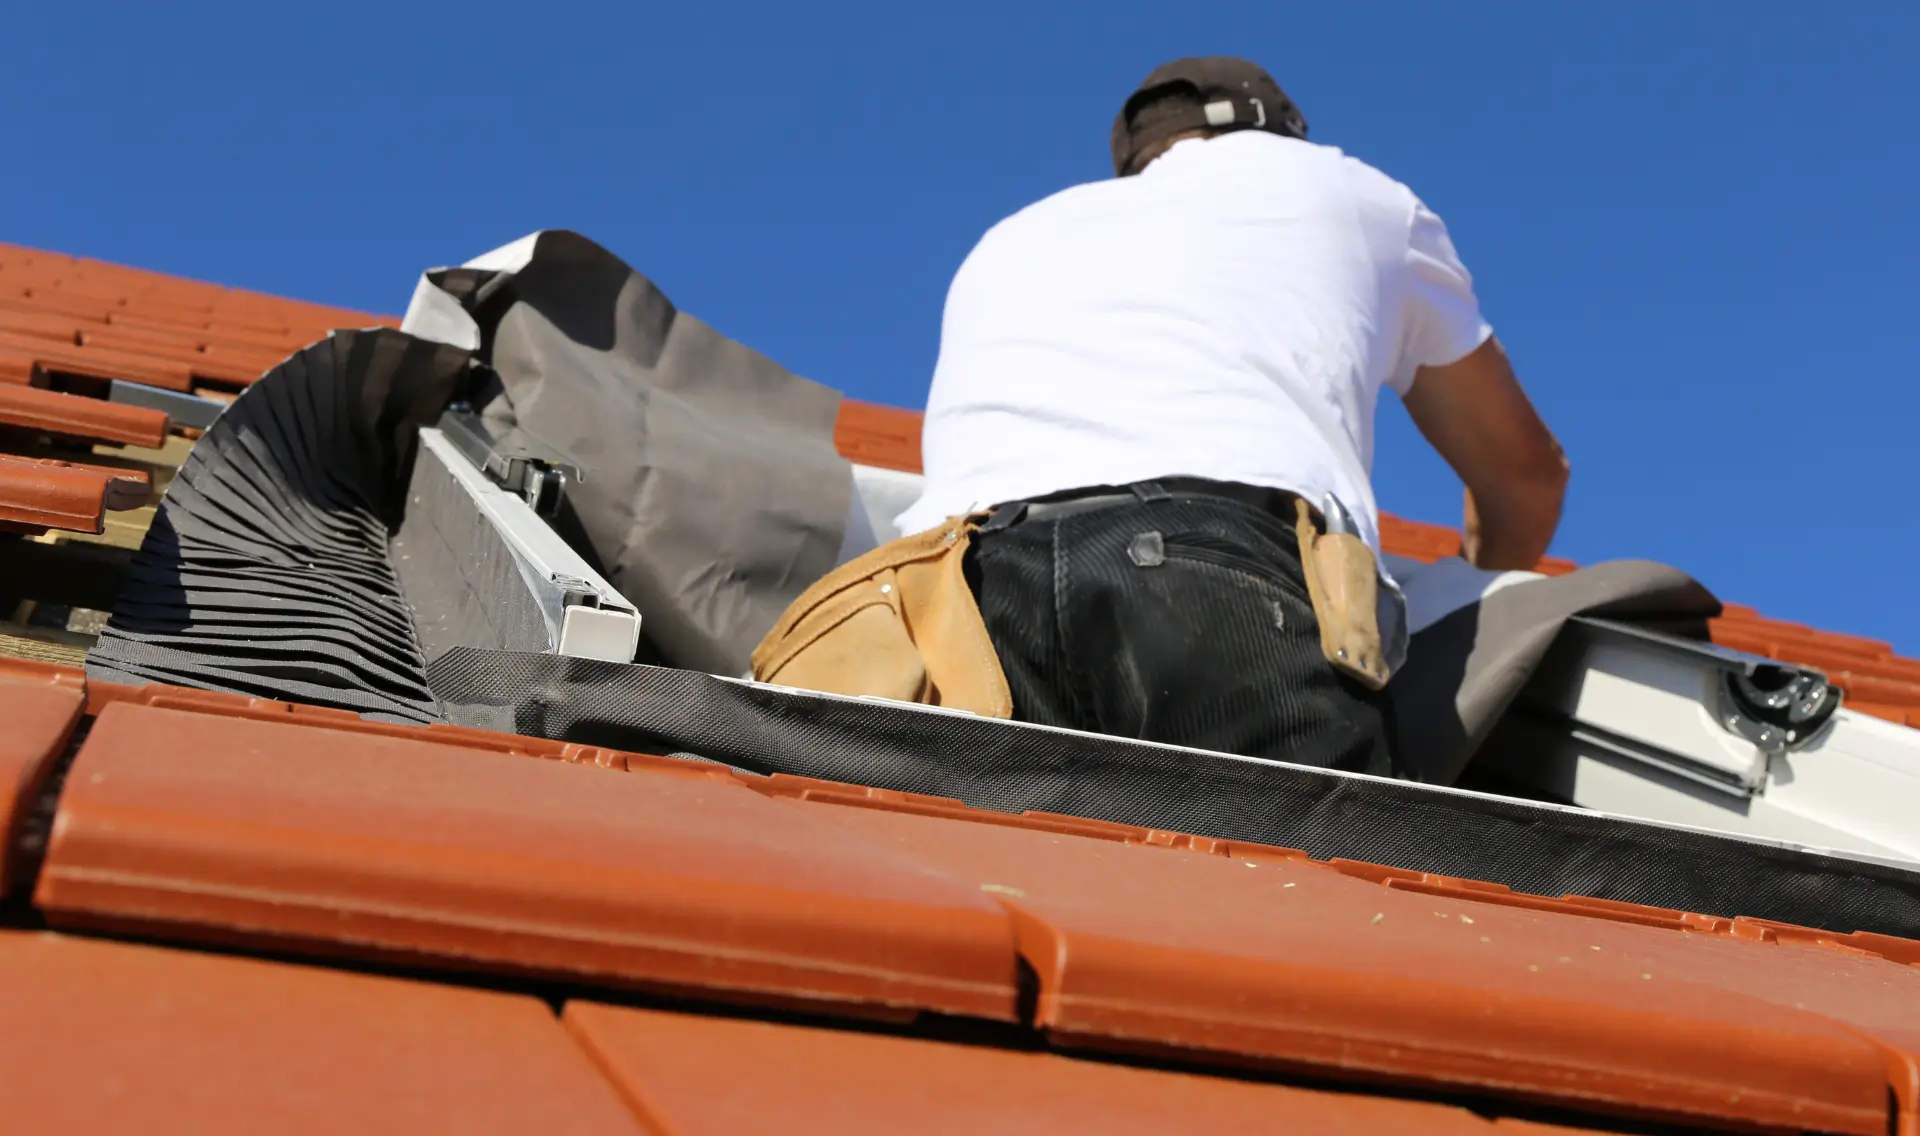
[750,514,1013,718]
[750,480,1403,718]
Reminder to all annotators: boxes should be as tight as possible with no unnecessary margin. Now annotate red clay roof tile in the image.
[0,330,197,390]
[3,455,153,510]
[9,657,1920,1130]
[0,657,90,700]
[0,453,145,532]
[50,672,1920,965]
[0,381,170,447]
[563,1001,1620,1135]
[0,306,89,345]
[35,701,1021,1021]
[0,285,118,318]
[795,799,1913,1136]
[0,349,36,387]
[833,399,923,473]
[0,930,644,1135]
[0,683,84,897]
[0,241,399,398]
[104,306,300,346]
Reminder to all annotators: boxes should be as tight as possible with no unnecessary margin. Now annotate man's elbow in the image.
[1528,445,1571,508]
[1465,446,1568,570]
[1507,449,1570,551]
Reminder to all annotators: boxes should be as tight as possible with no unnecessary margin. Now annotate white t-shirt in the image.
[895,130,1493,556]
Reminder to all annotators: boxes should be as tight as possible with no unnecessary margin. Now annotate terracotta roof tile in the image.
[0,682,84,896]
[0,350,36,387]
[0,381,170,447]
[39,668,1920,965]
[792,797,1912,1136]
[6,455,151,509]
[0,930,643,1135]
[0,454,148,533]
[0,240,398,396]
[0,287,122,326]
[5,657,1919,1130]
[35,700,1021,1021]
[563,1001,1621,1135]
[833,399,923,473]
[0,654,87,686]
[0,330,197,390]
[0,305,89,345]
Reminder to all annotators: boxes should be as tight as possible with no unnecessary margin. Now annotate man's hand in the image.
[1401,336,1568,571]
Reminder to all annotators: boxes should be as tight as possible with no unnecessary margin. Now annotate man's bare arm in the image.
[1401,336,1568,570]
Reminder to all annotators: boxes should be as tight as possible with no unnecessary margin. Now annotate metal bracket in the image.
[108,380,228,430]
[1566,617,1838,755]
[1714,664,1839,755]
[437,404,580,517]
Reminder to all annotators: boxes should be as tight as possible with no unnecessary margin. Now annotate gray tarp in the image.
[1389,560,1720,784]
[406,231,851,676]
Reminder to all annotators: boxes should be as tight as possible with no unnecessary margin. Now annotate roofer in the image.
[891,57,1569,776]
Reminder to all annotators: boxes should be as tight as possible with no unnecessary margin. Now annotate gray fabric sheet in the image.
[423,231,852,675]
[1390,559,1721,785]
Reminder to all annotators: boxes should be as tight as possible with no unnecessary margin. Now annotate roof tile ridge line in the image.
[5,239,393,323]
[41,845,1016,989]
[86,686,722,781]
[771,776,1920,963]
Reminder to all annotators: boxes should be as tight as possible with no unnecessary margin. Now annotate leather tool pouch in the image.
[1292,498,1392,690]
[750,516,1014,719]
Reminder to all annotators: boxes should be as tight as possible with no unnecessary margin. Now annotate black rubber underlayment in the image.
[87,330,474,722]
[431,647,1920,941]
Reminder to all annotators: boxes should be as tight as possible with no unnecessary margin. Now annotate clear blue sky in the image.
[4,3,1915,651]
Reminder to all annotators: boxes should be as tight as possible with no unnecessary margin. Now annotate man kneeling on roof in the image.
[755,58,1567,777]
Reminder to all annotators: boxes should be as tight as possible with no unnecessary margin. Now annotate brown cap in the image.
[1110,57,1309,176]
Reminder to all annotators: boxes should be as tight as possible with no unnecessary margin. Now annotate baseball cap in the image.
[1110,56,1309,176]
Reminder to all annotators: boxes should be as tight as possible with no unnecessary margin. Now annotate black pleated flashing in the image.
[87,330,474,722]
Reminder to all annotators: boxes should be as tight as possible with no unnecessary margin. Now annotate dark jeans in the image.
[967,485,1392,776]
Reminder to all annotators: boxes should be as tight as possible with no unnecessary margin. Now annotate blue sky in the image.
[4,3,1916,650]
